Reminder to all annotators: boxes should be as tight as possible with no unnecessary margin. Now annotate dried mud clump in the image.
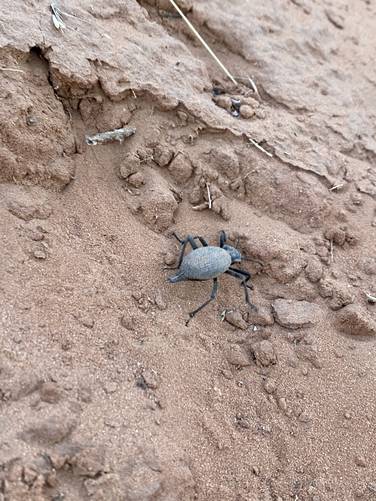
[0,53,76,189]
[168,154,193,184]
[128,169,178,232]
[335,304,376,336]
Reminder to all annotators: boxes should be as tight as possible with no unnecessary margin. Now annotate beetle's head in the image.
[223,244,242,263]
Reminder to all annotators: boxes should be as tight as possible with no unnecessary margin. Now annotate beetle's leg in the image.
[219,230,227,248]
[225,268,257,311]
[186,278,219,325]
[228,267,254,290]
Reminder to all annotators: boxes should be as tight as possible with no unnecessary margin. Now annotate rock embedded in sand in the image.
[335,305,376,336]
[168,154,193,184]
[272,299,321,329]
[21,414,77,444]
[226,344,251,367]
[225,310,247,330]
[251,340,277,367]
[153,145,174,167]
[247,305,274,326]
[305,257,323,283]
[119,152,141,179]
[240,104,255,119]
[128,171,145,188]
[39,382,61,404]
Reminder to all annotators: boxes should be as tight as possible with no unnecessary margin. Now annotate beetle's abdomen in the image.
[181,247,232,280]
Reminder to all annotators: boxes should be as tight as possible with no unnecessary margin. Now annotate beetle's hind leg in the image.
[186,278,219,326]
[225,268,257,311]
[166,234,208,270]
[219,230,227,248]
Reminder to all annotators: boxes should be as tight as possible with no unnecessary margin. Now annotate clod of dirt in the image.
[251,340,277,367]
[324,227,346,246]
[129,169,178,232]
[154,289,167,310]
[0,371,42,402]
[75,313,95,329]
[240,104,255,119]
[71,446,106,477]
[305,257,323,283]
[295,344,323,369]
[246,305,274,326]
[6,190,52,221]
[360,257,376,276]
[128,171,146,188]
[32,246,48,260]
[119,152,141,179]
[168,154,193,184]
[141,369,160,390]
[272,299,321,329]
[207,147,240,180]
[268,254,307,284]
[153,145,174,167]
[335,305,376,336]
[39,382,61,404]
[85,473,122,499]
[226,344,251,367]
[120,314,136,330]
[225,310,247,330]
[211,196,231,221]
[20,413,78,444]
[103,381,118,394]
[263,378,277,394]
[318,279,354,310]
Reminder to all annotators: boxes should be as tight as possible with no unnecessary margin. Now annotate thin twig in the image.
[329,184,344,191]
[131,89,137,99]
[206,183,212,209]
[330,239,334,263]
[0,67,25,73]
[167,0,238,86]
[247,77,260,98]
[248,137,273,157]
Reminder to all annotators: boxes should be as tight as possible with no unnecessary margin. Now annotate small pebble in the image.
[263,379,277,394]
[103,382,118,394]
[240,104,255,119]
[355,455,367,467]
[164,251,176,266]
[277,397,288,412]
[33,248,47,260]
[225,310,247,330]
[120,315,136,330]
[141,369,159,390]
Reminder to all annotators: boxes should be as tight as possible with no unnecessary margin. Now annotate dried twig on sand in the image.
[248,137,273,157]
[330,239,334,263]
[329,184,344,191]
[206,183,212,209]
[0,67,25,73]
[85,127,136,145]
[366,293,376,304]
[167,0,238,86]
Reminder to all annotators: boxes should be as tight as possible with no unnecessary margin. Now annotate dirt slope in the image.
[0,0,375,499]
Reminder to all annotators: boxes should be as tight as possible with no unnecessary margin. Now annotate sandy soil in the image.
[0,0,375,499]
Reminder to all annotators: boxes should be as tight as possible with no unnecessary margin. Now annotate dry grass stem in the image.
[329,184,344,191]
[206,183,212,209]
[167,0,238,85]
[248,137,273,157]
[330,239,334,263]
[0,67,25,73]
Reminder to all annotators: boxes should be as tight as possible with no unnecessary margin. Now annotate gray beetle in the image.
[167,230,257,324]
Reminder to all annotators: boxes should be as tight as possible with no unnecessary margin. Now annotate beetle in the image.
[167,230,257,324]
